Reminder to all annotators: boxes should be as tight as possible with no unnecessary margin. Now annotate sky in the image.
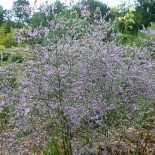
[0,0,134,10]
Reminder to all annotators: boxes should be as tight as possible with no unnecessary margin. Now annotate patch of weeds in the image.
[0,60,10,66]
[0,106,10,124]
[0,51,10,61]
[43,138,61,155]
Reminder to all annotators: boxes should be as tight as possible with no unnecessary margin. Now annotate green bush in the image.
[19,43,27,48]
[0,45,5,50]
[0,24,16,48]
[0,106,10,124]
[11,52,24,63]
[0,51,10,61]
[0,61,10,67]
[43,138,60,155]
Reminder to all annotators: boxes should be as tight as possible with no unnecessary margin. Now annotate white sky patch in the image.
[0,0,134,10]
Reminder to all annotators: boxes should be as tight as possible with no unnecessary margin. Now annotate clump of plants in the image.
[0,2,155,155]
[10,52,24,63]
[0,51,10,61]
[0,24,16,48]
[0,50,10,67]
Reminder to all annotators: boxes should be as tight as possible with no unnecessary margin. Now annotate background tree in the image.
[0,5,4,27]
[30,11,47,28]
[134,0,155,28]
[2,10,16,33]
[109,6,122,21]
[53,0,67,14]
[12,0,30,27]
[47,0,67,21]
[76,0,110,20]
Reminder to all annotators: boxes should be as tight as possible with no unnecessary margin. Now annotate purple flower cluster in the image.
[1,4,155,155]
[21,5,34,15]
[15,27,49,44]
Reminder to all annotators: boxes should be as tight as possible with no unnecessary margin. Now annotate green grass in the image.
[0,60,10,67]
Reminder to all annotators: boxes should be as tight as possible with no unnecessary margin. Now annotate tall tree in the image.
[47,0,67,21]
[30,12,47,28]
[134,0,155,28]
[0,5,4,27]
[75,0,110,20]
[12,0,30,27]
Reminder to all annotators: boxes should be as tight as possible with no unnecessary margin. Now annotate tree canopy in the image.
[12,0,30,27]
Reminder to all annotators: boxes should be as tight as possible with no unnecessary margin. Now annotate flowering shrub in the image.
[15,26,49,46]
[0,3,155,155]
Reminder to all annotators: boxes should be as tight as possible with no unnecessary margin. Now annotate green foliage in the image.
[12,0,30,27]
[0,24,7,45]
[0,45,5,50]
[52,0,67,14]
[44,0,67,22]
[10,77,17,85]
[11,52,24,63]
[150,22,155,30]
[80,0,110,19]
[4,11,16,30]
[116,31,144,46]
[0,51,10,61]
[31,0,66,28]
[134,0,155,28]
[0,106,10,124]
[0,50,10,66]
[109,6,122,21]
[47,9,87,42]
[31,12,48,28]
[19,42,27,48]
[43,138,60,155]
[116,21,155,52]
[0,24,16,48]
[0,5,4,27]
[114,9,143,45]
[0,60,10,67]
[31,145,38,155]
[115,11,136,34]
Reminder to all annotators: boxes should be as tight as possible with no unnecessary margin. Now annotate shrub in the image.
[0,106,10,124]
[0,45,5,50]
[1,3,155,155]
[0,24,16,48]
[0,51,10,61]
[10,52,24,63]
